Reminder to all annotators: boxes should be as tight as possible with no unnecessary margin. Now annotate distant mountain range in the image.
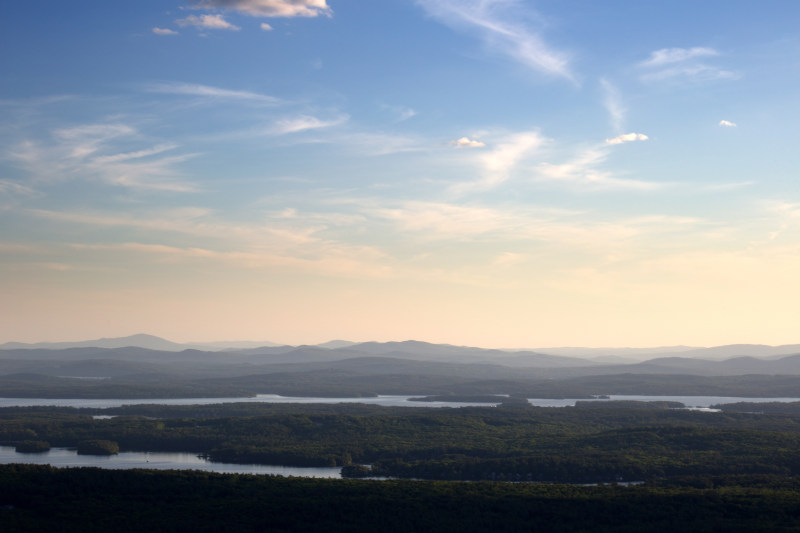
[3,334,800,362]
[3,335,800,398]
[0,334,282,352]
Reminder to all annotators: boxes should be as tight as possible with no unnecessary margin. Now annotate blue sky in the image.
[1,1,799,347]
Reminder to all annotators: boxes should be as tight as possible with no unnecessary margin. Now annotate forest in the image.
[5,401,800,483]
[3,464,800,532]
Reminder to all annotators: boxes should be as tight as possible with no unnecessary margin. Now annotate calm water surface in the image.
[526,395,800,409]
[0,394,501,409]
[1,394,798,409]
[0,446,343,477]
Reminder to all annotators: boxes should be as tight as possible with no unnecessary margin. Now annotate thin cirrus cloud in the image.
[600,78,625,133]
[380,104,417,122]
[639,47,718,67]
[638,46,738,82]
[416,0,573,82]
[535,140,660,191]
[145,82,279,103]
[176,14,241,30]
[271,114,349,134]
[152,27,179,35]
[187,0,332,18]
[8,123,196,192]
[719,120,737,127]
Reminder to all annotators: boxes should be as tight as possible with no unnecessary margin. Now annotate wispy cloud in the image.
[639,47,718,67]
[53,124,136,159]
[600,78,625,133]
[260,22,273,31]
[146,82,279,103]
[0,179,36,198]
[719,119,737,127]
[7,122,196,191]
[381,104,417,122]
[188,0,332,18]
[536,141,661,191]
[451,131,546,194]
[638,46,739,83]
[416,0,573,81]
[92,144,178,165]
[272,114,348,134]
[176,14,241,30]
[153,27,179,35]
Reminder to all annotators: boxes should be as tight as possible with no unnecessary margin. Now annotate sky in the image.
[1,1,799,348]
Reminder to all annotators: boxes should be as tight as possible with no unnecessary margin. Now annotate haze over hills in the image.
[0,334,282,352]
[2,334,800,378]
[4,334,800,362]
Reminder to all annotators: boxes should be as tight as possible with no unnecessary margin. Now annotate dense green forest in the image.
[2,464,800,532]
[6,402,800,483]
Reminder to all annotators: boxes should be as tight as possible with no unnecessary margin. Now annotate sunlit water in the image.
[526,395,800,409]
[0,446,343,477]
[1,394,798,410]
[0,394,501,409]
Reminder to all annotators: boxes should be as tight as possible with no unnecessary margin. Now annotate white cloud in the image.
[272,114,348,134]
[719,119,737,127]
[8,122,196,192]
[449,131,547,194]
[153,27,179,35]
[605,132,649,145]
[638,47,738,83]
[146,83,279,103]
[176,14,241,30]
[641,64,739,83]
[450,136,485,148]
[188,0,332,18]
[639,47,718,67]
[535,143,661,191]
[93,144,178,165]
[416,0,573,81]
[260,22,273,30]
[53,124,136,159]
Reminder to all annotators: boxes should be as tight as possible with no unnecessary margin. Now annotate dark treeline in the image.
[715,401,800,415]
[6,370,800,399]
[3,464,800,532]
[6,403,800,482]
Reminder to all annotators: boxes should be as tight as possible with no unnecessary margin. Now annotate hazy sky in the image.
[1,1,799,347]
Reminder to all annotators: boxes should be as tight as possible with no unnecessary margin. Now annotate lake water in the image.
[526,395,800,409]
[0,394,501,409]
[1,394,798,410]
[0,446,343,477]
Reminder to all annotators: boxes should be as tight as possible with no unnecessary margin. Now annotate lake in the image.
[0,446,343,477]
[0,394,501,409]
[1,394,798,410]
[526,395,800,409]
